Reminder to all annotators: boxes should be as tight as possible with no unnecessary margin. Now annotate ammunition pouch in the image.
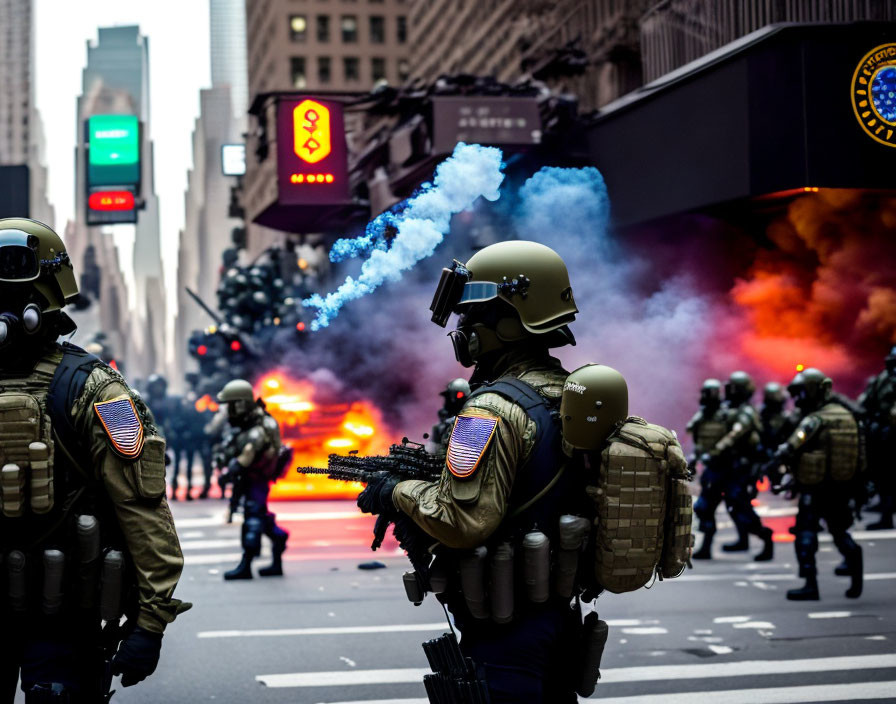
[576,612,609,698]
[421,632,489,704]
[127,436,167,500]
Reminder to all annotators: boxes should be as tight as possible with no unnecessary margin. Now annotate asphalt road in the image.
[45,494,896,703]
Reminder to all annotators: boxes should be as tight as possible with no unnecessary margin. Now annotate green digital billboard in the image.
[86,115,140,187]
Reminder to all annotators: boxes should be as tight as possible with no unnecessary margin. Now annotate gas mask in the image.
[0,303,42,349]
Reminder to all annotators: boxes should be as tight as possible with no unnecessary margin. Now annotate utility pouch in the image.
[796,451,825,486]
[1,464,26,518]
[522,530,550,603]
[555,515,589,598]
[459,547,489,620]
[7,549,27,612]
[99,550,124,623]
[403,571,425,606]
[29,442,52,514]
[576,611,609,697]
[42,549,65,616]
[131,436,167,500]
[489,542,514,624]
[77,515,101,609]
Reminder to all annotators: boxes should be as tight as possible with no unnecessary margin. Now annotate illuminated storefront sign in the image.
[88,190,135,211]
[221,144,246,176]
[851,43,896,148]
[276,96,349,205]
[87,115,141,186]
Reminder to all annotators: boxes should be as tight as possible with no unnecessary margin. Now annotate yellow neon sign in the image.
[293,99,332,163]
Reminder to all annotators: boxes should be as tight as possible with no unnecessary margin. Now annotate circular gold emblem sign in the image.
[852,43,896,147]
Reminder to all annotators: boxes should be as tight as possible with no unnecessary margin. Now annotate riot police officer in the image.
[688,379,728,559]
[358,241,585,703]
[759,382,799,460]
[690,374,773,561]
[0,218,189,701]
[427,378,471,453]
[858,346,896,530]
[766,368,863,600]
[217,380,289,580]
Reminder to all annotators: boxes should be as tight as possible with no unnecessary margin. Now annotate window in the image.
[398,59,410,82]
[341,15,357,42]
[371,57,386,82]
[369,15,385,43]
[316,14,330,41]
[289,15,307,41]
[396,16,407,43]
[318,56,331,83]
[343,56,359,81]
[291,57,307,88]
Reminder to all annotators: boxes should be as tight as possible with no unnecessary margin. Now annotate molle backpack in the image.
[561,365,694,595]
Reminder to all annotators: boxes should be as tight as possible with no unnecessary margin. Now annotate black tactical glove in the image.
[111,626,163,687]
[357,474,399,515]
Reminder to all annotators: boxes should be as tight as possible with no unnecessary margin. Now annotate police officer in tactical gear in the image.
[428,378,471,453]
[858,346,896,530]
[359,240,586,703]
[767,368,864,601]
[0,218,189,702]
[217,380,289,580]
[759,382,799,461]
[690,372,773,561]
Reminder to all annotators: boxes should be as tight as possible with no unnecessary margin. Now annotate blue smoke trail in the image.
[303,142,505,329]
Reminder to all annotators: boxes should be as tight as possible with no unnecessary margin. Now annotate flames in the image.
[253,371,393,500]
[730,189,896,393]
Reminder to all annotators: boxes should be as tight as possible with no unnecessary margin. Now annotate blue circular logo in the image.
[871,66,896,123]
[852,43,896,147]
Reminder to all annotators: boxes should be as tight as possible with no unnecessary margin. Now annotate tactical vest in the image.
[0,344,127,619]
[693,408,727,451]
[796,402,859,486]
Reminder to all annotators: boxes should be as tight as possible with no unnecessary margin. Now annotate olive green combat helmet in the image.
[725,371,755,405]
[430,240,578,366]
[700,379,722,406]
[763,381,786,408]
[788,367,831,411]
[560,364,628,450]
[0,218,78,311]
[218,379,255,421]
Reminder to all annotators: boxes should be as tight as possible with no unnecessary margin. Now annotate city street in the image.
[100,496,896,704]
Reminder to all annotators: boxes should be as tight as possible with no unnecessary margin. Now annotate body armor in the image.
[691,408,728,452]
[796,402,859,486]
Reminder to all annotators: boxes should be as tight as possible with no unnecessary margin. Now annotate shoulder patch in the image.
[94,395,145,459]
[447,412,499,479]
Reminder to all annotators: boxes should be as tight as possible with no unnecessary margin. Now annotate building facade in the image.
[0,0,54,225]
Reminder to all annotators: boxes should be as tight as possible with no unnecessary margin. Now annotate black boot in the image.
[845,547,863,599]
[867,515,893,530]
[259,532,289,577]
[693,532,714,560]
[786,574,819,601]
[754,528,774,562]
[722,531,750,552]
[224,552,254,580]
[199,485,210,499]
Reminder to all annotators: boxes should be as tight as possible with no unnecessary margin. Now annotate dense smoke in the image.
[274,148,896,443]
[304,142,504,330]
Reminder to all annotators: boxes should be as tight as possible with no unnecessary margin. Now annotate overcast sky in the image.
[35,0,211,316]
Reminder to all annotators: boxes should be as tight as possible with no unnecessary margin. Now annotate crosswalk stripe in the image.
[257,653,896,688]
[199,617,651,639]
[184,550,402,566]
[175,511,363,529]
[672,570,896,583]
[591,680,896,703]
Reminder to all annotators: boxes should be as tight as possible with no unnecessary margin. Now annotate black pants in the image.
[694,467,765,538]
[0,617,104,703]
[454,601,580,704]
[794,486,859,576]
[172,443,213,493]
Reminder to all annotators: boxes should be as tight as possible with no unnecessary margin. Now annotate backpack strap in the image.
[47,342,105,475]
[469,375,571,534]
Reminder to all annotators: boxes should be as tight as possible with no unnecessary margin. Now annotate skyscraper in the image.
[0,0,54,225]
[68,25,165,377]
[210,0,249,123]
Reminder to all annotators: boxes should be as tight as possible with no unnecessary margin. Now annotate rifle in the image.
[297,438,443,581]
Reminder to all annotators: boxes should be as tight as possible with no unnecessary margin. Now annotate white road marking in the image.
[199,623,449,639]
[755,506,798,517]
[808,611,852,619]
[713,616,750,623]
[175,510,363,530]
[590,681,896,703]
[180,539,241,551]
[338,656,356,668]
[676,570,896,583]
[732,621,776,630]
[708,645,734,655]
[261,654,896,689]
[621,627,668,635]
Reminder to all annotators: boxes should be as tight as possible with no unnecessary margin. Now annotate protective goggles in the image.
[0,231,40,283]
[430,261,472,327]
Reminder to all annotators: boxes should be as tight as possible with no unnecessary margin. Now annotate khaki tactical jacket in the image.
[2,345,189,633]
[230,407,282,472]
[393,348,568,549]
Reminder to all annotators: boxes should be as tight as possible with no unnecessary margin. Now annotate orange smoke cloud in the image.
[731,189,896,391]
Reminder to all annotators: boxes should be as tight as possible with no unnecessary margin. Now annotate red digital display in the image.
[230,340,242,351]
[88,190,135,211]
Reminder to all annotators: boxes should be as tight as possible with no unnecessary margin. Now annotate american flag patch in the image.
[447,413,499,478]
[94,396,145,459]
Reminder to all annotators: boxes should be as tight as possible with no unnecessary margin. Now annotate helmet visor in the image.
[0,231,40,282]
[430,261,471,327]
[459,281,499,305]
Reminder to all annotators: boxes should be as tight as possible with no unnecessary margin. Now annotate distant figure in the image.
[428,377,471,453]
